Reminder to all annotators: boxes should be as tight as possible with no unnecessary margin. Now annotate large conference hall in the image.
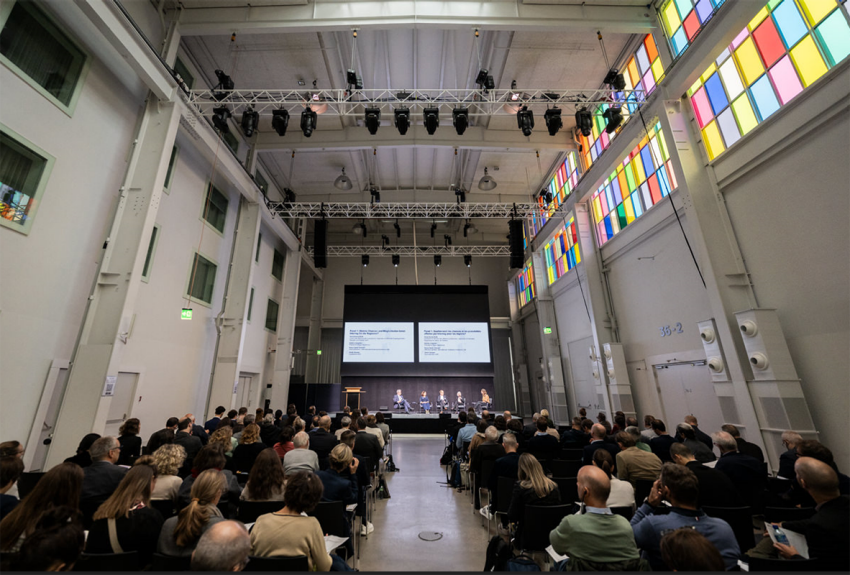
[1,0,848,572]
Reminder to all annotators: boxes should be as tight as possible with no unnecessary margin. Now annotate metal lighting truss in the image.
[186,87,647,117]
[266,201,537,219]
[306,245,511,257]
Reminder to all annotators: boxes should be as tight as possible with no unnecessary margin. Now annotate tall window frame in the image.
[515,259,536,308]
[185,251,218,307]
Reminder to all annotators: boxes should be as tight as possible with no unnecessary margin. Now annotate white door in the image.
[653,362,724,435]
[235,375,253,410]
[104,372,139,437]
[29,367,71,471]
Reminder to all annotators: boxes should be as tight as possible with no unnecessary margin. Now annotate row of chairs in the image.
[69,551,309,572]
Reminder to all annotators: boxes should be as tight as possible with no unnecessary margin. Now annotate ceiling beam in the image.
[268,201,537,219]
[307,245,511,257]
[253,125,576,151]
[177,1,656,36]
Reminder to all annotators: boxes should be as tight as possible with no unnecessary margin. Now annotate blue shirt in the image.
[630,503,740,570]
[456,423,477,448]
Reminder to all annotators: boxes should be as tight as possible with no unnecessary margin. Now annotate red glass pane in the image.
[683,10,701,40]
[648,173,662,205]
[752,17,786,68]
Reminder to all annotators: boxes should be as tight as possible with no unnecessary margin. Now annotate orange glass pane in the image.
[644,33,659,63]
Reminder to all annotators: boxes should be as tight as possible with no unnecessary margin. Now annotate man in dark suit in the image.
[80,436,128,522]
[683,415,713,451]
[583,423,620,467]
[777,431,802,479]
[522,413,539,441]
[174,418,203,477]
[471,426,506,511]
[671,442,741,508]
[353,417,382,472]
[204,406,226,434]
[486,432,520,519]
[309,415,339,470]
[648,420,677,463]
[184,413,209,446]
[527,418,560,458]
[560,417,590,448]
[721,424,764,463]
[713,431,766,506]
[393,390,411,413]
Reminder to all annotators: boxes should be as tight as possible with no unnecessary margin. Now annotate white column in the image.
[304,277,324,384]
[269,225,304,408]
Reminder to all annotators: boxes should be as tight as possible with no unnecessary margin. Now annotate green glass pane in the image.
[617,203,628,230]
[624,161,637,192]
[816,9,850,66]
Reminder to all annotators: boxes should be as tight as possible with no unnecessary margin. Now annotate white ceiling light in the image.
[478,167,497,191]
[334,168,353,190]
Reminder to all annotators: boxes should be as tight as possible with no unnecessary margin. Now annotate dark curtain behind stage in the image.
[341,377,495,412]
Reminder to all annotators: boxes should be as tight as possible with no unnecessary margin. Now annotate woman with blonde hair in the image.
[507,453,560,541]
[241,448,286,501]
[85,464,164,567]
[209,426,235,457]
[233,423,265,473]
[150,444,186,502]
[539,409,560,439]
[157,469,225,557]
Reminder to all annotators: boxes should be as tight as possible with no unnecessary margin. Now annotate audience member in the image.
[625,426,651,452]
[456,413,478,449]
[777,430,803,480]
[507,453,560,542]
[526,416,560,463]
[721,424,764,463]
[578,408,587,419]
[539,410,560,439]
[232,424,266,473]
[353,418,382,472]
[204,406,226,434]
[175,418,204,476]
[375,412,390,443]
[316,444,359,506]
[683,415,713,451]
[503,411,512,424]
[185,413,210,446]
[493,415,507,438]
[339,430,369,529]
[486,432,520,518]
[259,413,281,448]
[209,426,236,460]
[177,444,241,510]
[284,431,320,475]
[560,417,589,447]
[308,415,339,471]
[505,419,526,452]
[150,443,187,502]
[712,431,766,506]
[274,426,296,458]
[613,412,626,434]
[1,463,83,555]
[521,413,539,440]
[0,441,23,460]
[85,463,164,566]
[794,440,850,496]
[364,415,385,449]
[13,506,85,571]
[660,528,725,571]
[468,419,489,458]
[675,422,716,463]
[592,449,634,508]
[614,431,660,485]
[335,417,352,441]
[233,415,254,441]
[115,418,142,466]
[80,436,128,518]
[64,433,100,468]
[549,466,641,569]
[648,420,676,462]
[472,426,505,513]
[670,442,741,508]
[641,415,658,442]
[165,417,180,433]
[191,520,250,571]
[235,408,248,425]
[241,449,286,501]
[630,463,739,570]
[0,455,24,521]
[583,424,620,467]
[158,469,226,557]
[626,416,639,428]
[227,409,238,422]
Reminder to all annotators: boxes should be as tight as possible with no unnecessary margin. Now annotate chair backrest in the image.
[702,506,755,553]
[747,556,821,572]
[308,500,347,537]
[17,472,45,499]
[480,459,496,490]
[461,442,471,462]
[495,476,515,513]
[550,459,582,478]
[609,506,635,521]
[634,479,655,505]
[766,477,791,494]
[551,477,578,505]
[244,555,310,572]
[74,551,139,572]
[763,506,816,524]
[521,504,574,552]
[559,449,583,461]
[150,553,192,571]
[149,499,176,520]
[235,472,250,485]
[237,501,284,524]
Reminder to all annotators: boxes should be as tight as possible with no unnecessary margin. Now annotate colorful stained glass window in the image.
[516,259,536,308]
[660,0,727,57]
[578,34,665,171]
[688,0,850,160]
[590,122,679,246]
[543,216,581,285]
[530,151,581,236]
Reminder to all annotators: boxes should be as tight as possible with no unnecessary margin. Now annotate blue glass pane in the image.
[606,184,616,210]
[704,72,729,114]
[611,178,621,202]
[749,74,781,120]
[632,192,644,217]
[640,145,655,172]
[772,0,807,49]
[604,215,613,238]
[696,0,714,23]
[657,167,672,197]
[672,27,688,55]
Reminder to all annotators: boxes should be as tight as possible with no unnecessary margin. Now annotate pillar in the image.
[304,277,324,384]
[269,222,304,408]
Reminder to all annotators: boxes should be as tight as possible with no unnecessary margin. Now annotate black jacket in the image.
[316,469,358,505]
[232,442,267,473]
[85,507,164,567]
[353,431,382,471]
[649,435,677,462]
[782,495,849,571]
[691,425,713,451]
[471,441,506,476]
[778,448,797,479]
[174,431,203,477]
[81,461,128,506]
[309,428,339,470]
[583,440,621,467]
[714,451,766,505]
[259,423,281,448]
[735,437,764,463]
[560,428,589,448]
[117,434,141,466]
[685,460,742,508]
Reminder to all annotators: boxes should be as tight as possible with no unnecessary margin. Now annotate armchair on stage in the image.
[419,394,431,414]
[392,393,412,414]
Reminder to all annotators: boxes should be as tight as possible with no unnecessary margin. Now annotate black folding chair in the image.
[552,477,578,505]
[520,504,574,553]
[559,449,583,461]
[702,506,755,554]
[237,501,283,524]
[150,553,192,571]
[763,506,816,523]
[491,475,515,535]
[549,459,582,478]
[17,471,45,499]
[609,505,635,521]
[244,555,310,572]
[309,500,354,565]
[634,479,655,505]
[150,499,176,520]
[746,556,821,572]
[235,472,250,486]
[477,459,496,514]
[73,551,139,571]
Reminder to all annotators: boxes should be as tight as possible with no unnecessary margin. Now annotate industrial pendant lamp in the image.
[478,167,497,191]
[334,167,353,190]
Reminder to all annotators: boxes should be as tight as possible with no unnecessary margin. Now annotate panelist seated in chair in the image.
[420,391,431,414]
[393,390,412,414]
[479,389,492,410]
[455,391,467,412]
[435,390,450,413]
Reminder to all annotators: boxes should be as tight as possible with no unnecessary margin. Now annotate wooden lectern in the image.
[344,387,364,411]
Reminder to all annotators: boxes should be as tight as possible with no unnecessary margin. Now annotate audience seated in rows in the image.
[310,415,340,470]
[670,442,741,508]
[648,420,676,463]
[353,417,383,472]
[12,505,85,571]
[150,444,186,502]
[549,466,642,570]
[116,418,142,466]
[583,424,619,468]
[0,455,24,521]
[507,453,560,542]
[284,431,320,475]
[158,469,226,557]
[177,444,241,510]
[241,448,286,502]
[191,520,251,571]
[485,432,520,517]
[778,430,803,480]
[721,423,764,463]
[675,422,716,463]
[233,424,266,474]
[712,431,767,506]
[630,462,739,570]
[660,528,726,572]
[81,436,128,517]
[526,417,560,460]
[592,449,634,509]
[615,431,660,486]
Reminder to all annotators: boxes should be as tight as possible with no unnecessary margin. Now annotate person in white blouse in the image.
[592,448,635,509]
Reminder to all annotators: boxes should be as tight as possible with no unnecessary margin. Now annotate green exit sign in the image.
[181,308,193,320]
[544,327,552,334]
[316,350,322,355]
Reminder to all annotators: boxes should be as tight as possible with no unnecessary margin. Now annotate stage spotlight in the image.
[211,106,231,133]
[464,255,472,267]
[478,167,497,191]
[444,234,452,247]
[454,187,466,203]
[540,189,553,204]
[603,107,623,133]
[423,107,439,135]
[475,69,489,86]
[271,109,289,136]
[283,188,296,204]
[352,223,362,234]
[370,187,380,203]
[241,107,259,137]
[430,222,437,238]
[434,255,442,267]
[301,106,317,137]
[463,220,478,237]
[334,168,353,191]
[544,107,562,136]
[392,254,400,267]
[394,107,410,135]
[362,255,369,267]
[452,108,469,135]
[393,221,401,238]
[517,106,534,137]
[575,107,593,137]
[213,69,234,100]
[382,234,390,248]
[365,107,381,135]
[604,69,626,91]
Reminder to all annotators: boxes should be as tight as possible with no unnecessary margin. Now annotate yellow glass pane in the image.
[662,1,682,37]
[735,37,765,86]
[593,196,603,223]
[633,153,646,183]
[627,58,641,88]
[688,77,703,97]
[798,0,837,26]
[574,246,581,264]
[731,94,758,135]
[748,7,769,30]
[701,63,717,83]
[624,195,636,224]
[790,35,828,87]
[651,58,665,82]
[702,121,725,160]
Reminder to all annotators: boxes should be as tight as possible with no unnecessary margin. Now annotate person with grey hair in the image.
[522,413,540,440]
[80,436,127,514]
[191,520,250,571]
[675,423,716,463]
[308,415,338,471]
[721,424,764,463]
[335,416,351,440]
[778,430,803,480]
[259,413,281,447]
[625,426,651,452]
[282,432,319,476]
[472,426,507,515]
[712,430,766,506]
